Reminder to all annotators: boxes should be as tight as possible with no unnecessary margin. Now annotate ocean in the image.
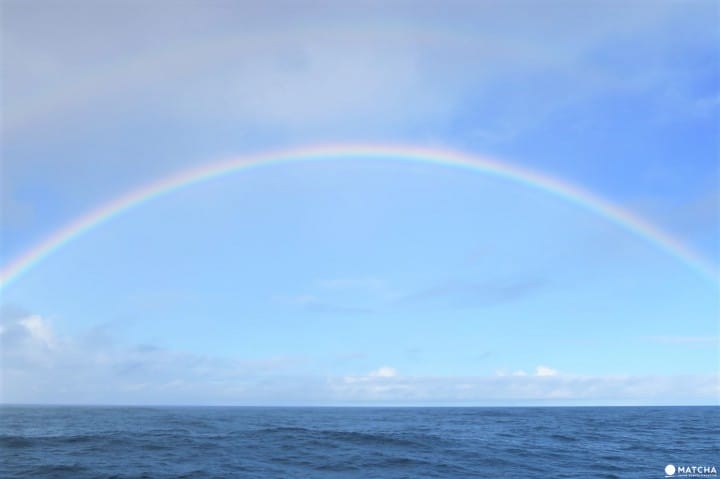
[1,406,717,478]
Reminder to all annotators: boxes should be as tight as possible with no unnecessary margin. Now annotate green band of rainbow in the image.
[1,144,717,289]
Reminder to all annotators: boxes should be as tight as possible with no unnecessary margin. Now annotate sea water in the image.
[1,406,718,478]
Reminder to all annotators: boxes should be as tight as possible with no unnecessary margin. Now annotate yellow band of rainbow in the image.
[1,144,716,289]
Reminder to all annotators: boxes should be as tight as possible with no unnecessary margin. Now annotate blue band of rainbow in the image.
[1,144,716,289]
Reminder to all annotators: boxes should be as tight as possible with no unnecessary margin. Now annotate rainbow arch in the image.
[1,144,717,289]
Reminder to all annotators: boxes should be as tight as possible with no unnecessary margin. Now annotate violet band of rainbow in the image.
[1,144,716,290]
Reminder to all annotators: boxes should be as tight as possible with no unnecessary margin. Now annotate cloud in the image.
[280,294,374,315]
[283,276,545,316]
[17,315,55,347]
[316,277,388,293]
[280,277,400,315]
[498,366,559,378]
[329,371,719,405]
[342,366,399,384]
[535,365,559,377]
[0,185,35,233]
[369,366,398,378]
[2,0,716,245]
[4,0,714,141]
[693,93,720,118]
[1,312,717,405]
[0,312,308,404]
[644,336,719,345]
[399,278,546,309]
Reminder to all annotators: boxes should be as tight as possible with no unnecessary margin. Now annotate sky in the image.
[0,0,718,405]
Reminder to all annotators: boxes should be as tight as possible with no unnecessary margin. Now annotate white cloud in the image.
[0,312,308,404]
[535,365,559,377]
[327,372,720,405]
[3,0,714,139]
[341,366,398,385]
[498,366,559,378]
[2,0,716,232]
[1,313,717,405]
[370,366,398,378]
[18,315,55,348]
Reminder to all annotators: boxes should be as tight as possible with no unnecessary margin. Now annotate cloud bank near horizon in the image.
[2,313,716,405]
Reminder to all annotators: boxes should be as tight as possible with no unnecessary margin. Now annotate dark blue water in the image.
[1,406,718,478]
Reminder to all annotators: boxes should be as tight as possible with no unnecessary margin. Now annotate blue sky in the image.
[0,0,718,405]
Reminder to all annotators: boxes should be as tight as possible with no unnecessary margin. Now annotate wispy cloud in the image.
[278,294,374,315]
[644,336,719,345]
[276,276,399,315]
[535,365,559,377]
[369,366,398,378]
[315,277,388,293]
[0,312,309,404]
[2,312,717,405]
[398,278,546,309]
[281,275,545,316]
[341,366,399,384]
[330,371,718,405]
[497,366,560,378]
[4,1,714,159]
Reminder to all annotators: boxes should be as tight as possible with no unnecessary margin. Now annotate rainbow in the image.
[1,144,717,289]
